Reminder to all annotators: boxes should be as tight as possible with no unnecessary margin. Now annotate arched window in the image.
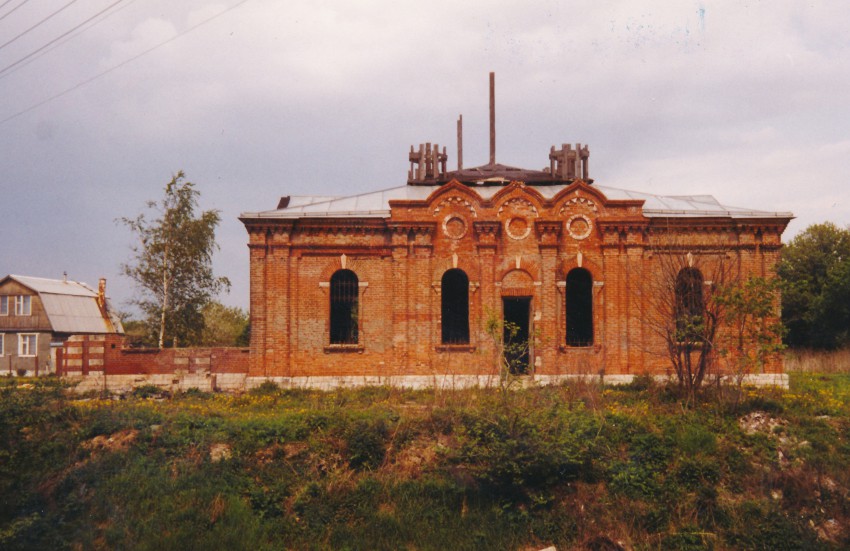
[675,267,704,343]
[441,269,469,344]
[566,268,593,347]
[330,269,359,344]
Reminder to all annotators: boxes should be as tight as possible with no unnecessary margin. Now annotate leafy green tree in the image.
[778,222,850,349]
[120,171,230,348]
[121,318,157,348]
[199,302,249,347]
[715,276,786,391]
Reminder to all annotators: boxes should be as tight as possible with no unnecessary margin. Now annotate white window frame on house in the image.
[0,296,8,315]
[14,295,32,316]
[0,333,5,356]
[18,333,37,357]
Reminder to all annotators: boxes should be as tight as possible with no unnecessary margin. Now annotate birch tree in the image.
[120,171,229,348]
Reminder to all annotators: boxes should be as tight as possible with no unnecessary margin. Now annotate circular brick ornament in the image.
[505,217,531,240]
[566,214,592,240]
[442,215,467,239]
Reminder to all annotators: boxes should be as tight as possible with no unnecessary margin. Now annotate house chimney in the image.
[97,278,115,332]
[96,278,107,311]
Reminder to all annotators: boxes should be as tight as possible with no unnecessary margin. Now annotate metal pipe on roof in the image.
[457,114,463,170]
[489,72,495,165]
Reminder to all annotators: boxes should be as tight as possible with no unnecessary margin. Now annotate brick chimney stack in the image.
[96,278,115,332]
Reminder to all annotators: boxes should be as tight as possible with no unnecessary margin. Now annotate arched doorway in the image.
[500,269,535,374]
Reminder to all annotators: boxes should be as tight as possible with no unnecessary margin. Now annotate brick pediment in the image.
[490,181,547,208]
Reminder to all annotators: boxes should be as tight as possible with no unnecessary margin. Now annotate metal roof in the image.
[4,275,124,335]
[10,274,98,296]
[240,183,793,220]
[38,294,120,334]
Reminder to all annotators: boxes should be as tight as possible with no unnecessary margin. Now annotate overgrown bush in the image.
[2,376,850,549]
[452,405,599,501]
[131,383,167,399]
[345,417,389,470]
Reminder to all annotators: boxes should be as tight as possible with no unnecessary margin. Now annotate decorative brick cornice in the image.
[535,219,562,249]
[299,223,387,237]
[472,221,501,236]
[242,220,295,237]
[292,246,392,257]
[386,221,437,235]
[241,217,294,228]
[597,218,649,234]
[534,220,562,237]
[734,222,789,235]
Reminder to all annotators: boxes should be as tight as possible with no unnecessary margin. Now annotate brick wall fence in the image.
[58,334,249,393]
[55,333,788,393]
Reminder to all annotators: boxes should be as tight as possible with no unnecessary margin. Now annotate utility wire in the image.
[0,0,29,23]
[0,0,129,78]
[0,0,17,12]
[0,0,252,126]
[0,0,81,52]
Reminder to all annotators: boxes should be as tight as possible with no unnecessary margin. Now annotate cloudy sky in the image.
[1,0,847,313]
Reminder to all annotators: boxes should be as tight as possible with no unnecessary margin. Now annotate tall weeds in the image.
[785,348,850,373]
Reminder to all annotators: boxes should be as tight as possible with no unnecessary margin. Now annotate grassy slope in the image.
[2,375,850,550]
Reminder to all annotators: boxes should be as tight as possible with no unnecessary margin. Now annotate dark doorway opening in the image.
[502,297,531,375]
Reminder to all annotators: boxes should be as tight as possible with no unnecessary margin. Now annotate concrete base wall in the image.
[65,372,248,394]
[64,371,789,393]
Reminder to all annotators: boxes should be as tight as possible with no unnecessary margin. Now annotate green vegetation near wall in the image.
[2,375,850,550]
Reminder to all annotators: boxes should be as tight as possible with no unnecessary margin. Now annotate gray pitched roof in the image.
[241,184,793,220]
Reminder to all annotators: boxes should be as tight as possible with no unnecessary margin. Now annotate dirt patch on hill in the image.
[81,429,139,454]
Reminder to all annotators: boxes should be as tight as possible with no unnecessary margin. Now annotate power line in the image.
[0,0,130,78]
[0,0,30,23]
[0,0,81,52]
[0,0,252,127]
[0,0,17,12]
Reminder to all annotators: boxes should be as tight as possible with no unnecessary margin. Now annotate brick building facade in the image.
[240,142,791,388]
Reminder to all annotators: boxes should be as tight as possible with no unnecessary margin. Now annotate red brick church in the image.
[240,77,791,388]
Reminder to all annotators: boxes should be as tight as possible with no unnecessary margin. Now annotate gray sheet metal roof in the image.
[12,275,98,296]
[38,294,118,333]
[241,184,793,220]
[7,275,124,334]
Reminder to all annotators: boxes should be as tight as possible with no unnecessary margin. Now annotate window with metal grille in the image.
[330,269,359,344]
[675,267,704,343]
[566,268,593,347]
[441,269,469,344]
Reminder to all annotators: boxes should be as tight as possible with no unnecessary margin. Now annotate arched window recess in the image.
[329,269,359,345]
[675,267,705,345]
[441,268,470,345]
[565,268,593,347]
